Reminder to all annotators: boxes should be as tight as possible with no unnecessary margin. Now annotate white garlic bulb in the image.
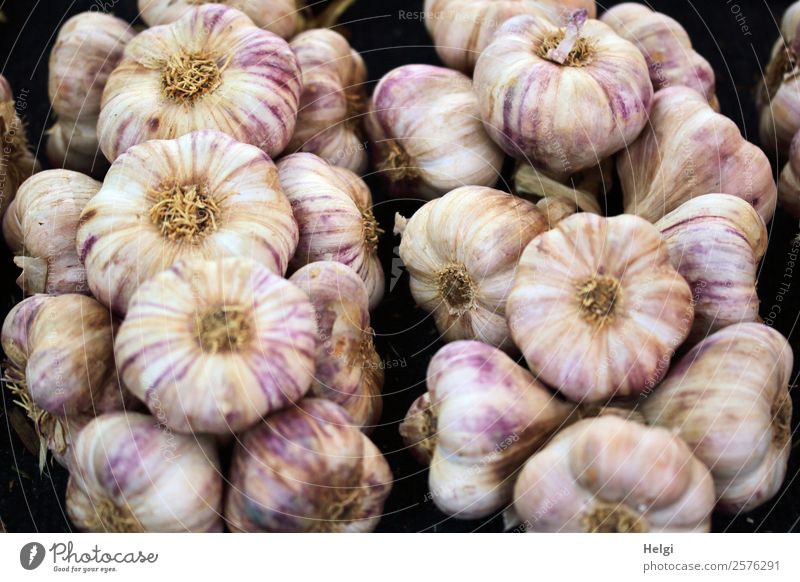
[47,12,134,176]
[655,194,768,342]
[640,323,793,513]
[2,294,130,469]
[400,341,574,519]
[396,186,549,351]
[0,74,41,217]
[365,64,505,200]
[288,29,368,173]
[619,86,777,224]
[289,261,383,432]
[225,398,392,532]
[115,257,318,434]
[513,416,715,532]
[138,0,299,39]
[601,3,718,107]
[77,130,298,316]
[277,153,384,309]
[98,4,301,161]
[474,10,652,174]
[67,412,223,532]
[507,213,694,402]
[3,170,100,295]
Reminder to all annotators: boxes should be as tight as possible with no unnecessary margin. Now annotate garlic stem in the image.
[546,9,588,65]
[514,163,602,214]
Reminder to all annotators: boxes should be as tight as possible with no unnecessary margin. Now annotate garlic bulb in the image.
[47,12,134,176]
[777,130,800,217]
[225,398,392,532]
[77,130,298,316]
[365,64,505,200]
[655,194,768,342]
[138,0,299,39]
[289,261,383,432]
[67,412,223,532]
[758,2,800,153]
[513,416,715,532]
[619,86,776,224]
[2,294,129,468]
[0,74,41,217]
[395,186,549,351]
[601,3,718,108]
[474,10,652,174]
[507,213,694,402]
[277,153,384,309]
[640,323,793,513]
[98,4,301,161]
[115,257,317,434]
[399,341,573,519]
[3,170,100,295]
[288,29,368,173]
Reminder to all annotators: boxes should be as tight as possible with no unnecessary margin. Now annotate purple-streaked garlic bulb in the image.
[0,74,41,217]
[289,261,383,432]
[641,323,793,513]
[77,130,298,316]
[473,11,652,175]
[67,412,223,532]
[98,4,301,161]
[758,1,800,153]
[138,0,300,39]
[507,213,694,403]
[3,170,100,295]
[115,257,318,434]
[619,86,777,224]
[47,12,134,177]
[655,194,768,342]
[1,294,131,469]
[288,29,368,174]
[365,64,505,200]
[225,398,392,532]
[777,129,800,217]
[601,3,718,108]
[513,416,715,532]
[395,186,550,351]
[399,341,573,519]
[277,153,384,309]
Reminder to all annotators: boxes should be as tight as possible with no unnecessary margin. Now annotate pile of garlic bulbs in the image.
[0,0,796,534]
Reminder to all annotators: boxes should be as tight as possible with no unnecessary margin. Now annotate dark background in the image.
[1,0,800,533]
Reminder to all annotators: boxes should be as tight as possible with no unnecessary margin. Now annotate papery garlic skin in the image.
[68,412,223,532]
[399,392,436,465]
[777,130,800,217]
[289,262,383,432]
[508,213,694,402]
[410,341,573,519]
[98,4,301,161]
[513,417,715,532]
[620,86,777,224]
[277,153,384,309]
[513,160,614,215]
[655,194,767,342]
[474,13,652,174]
[288,29,368,173]
[225,398,392,532]
[138,0,299,39]
[640,323,794,513]
[0,75,41,217]
[115,257,318,434]
[47,12,134,176]
[77,130,298,316]
[601,3,717,107]
[396,186,549,351]
[365,64,504,200]
[3,170,100,295]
